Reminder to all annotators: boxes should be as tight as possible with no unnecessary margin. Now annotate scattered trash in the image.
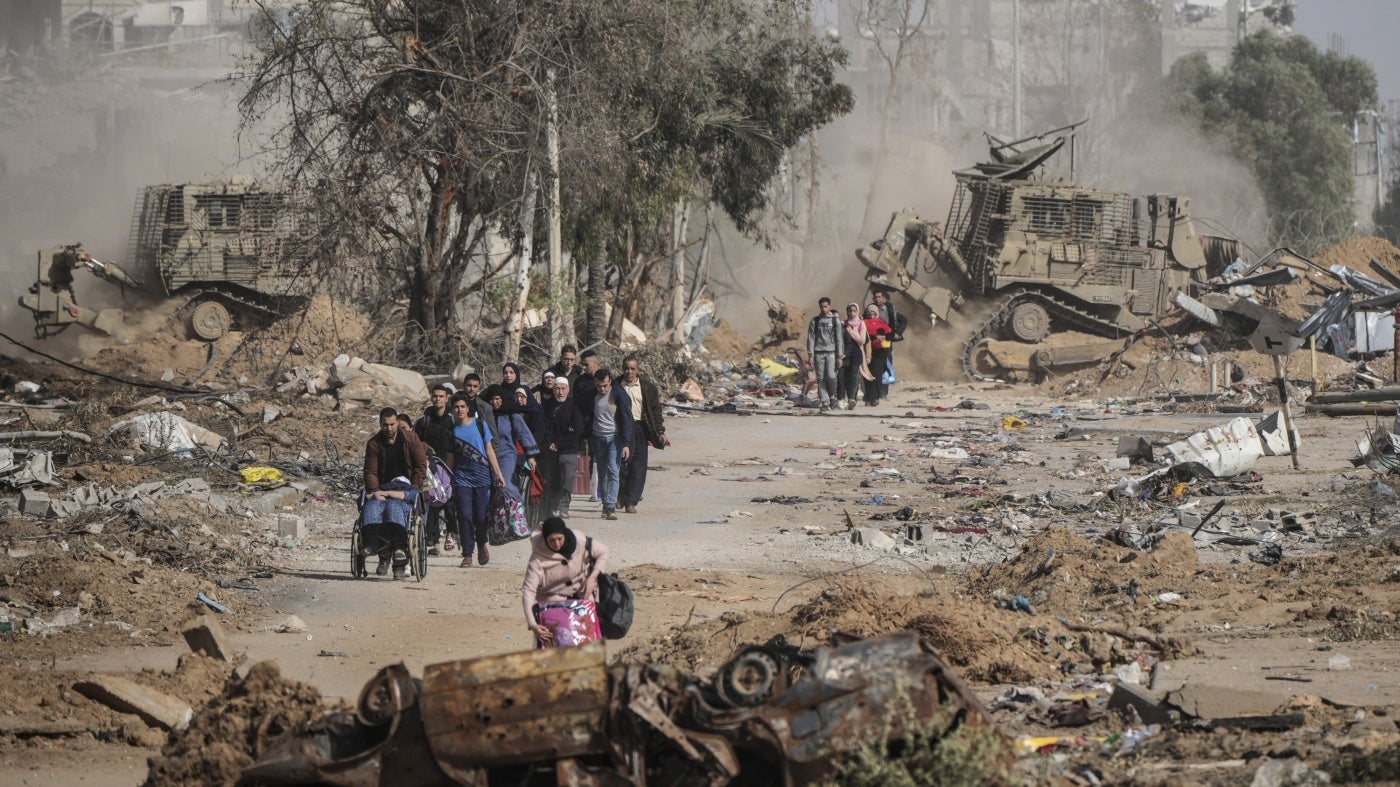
[196,593,229,614]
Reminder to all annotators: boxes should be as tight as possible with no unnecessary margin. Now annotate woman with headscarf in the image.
[863,304,894,407]
[499,362,525,392]
[484,385,540,498]
[514,386,551,524]
[839,302,874,410]
[522,517,609,648]
[534,370,558,408]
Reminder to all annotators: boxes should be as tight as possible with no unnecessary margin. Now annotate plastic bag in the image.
[487,485,529,545]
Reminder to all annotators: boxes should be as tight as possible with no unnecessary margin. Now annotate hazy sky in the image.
[1295,0,1398,105]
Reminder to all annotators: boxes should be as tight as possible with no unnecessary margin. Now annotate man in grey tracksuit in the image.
[806,296,842,411]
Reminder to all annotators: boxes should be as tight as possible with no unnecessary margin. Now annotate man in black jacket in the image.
[413,384,457,555]
[616,356,666,514]
[544,377,585,518]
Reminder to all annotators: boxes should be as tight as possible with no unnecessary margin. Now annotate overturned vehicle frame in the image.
[242,631,990,786]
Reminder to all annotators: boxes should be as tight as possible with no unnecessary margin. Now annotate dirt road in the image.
[7,379,1400,785]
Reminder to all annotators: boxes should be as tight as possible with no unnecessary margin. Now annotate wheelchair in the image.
[350,488,428,581]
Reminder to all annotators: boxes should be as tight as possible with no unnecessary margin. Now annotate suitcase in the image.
[571,453,593,496]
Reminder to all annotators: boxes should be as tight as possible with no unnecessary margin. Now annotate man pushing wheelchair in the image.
[360,407,429,580]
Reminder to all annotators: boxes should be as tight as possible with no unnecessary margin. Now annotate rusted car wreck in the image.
[241,631,990,786]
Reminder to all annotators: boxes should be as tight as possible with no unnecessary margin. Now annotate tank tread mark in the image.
[959,289,1132,381]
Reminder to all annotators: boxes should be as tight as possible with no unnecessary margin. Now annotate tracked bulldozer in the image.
[856,124,1239,381]
[19,179,313,341]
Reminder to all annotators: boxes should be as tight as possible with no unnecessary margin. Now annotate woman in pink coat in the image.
[521,517,610,647]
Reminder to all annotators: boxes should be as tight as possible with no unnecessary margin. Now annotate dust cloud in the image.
[0,72,249,359]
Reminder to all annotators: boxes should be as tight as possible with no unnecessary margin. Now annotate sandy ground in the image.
[5,375,1400,785]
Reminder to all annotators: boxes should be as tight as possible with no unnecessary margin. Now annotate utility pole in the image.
[1012,0,1022,138]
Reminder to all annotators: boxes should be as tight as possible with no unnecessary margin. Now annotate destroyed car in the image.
[240,631,990,786]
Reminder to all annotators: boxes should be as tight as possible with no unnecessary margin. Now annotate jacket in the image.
[363,428,428,491]
[546,396,585,452]
[413,406,454,457]
[521,529,609,625]
[807,311,842,354]
[583,385,634,445]
[614,374,665,445]
[875,302,907,340]
[491,411,540,460]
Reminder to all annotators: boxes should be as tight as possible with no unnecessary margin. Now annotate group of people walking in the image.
[806,289,909,410]
[360,348,666,574]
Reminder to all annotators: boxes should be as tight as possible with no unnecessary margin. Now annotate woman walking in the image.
[839,302,873,409]
[521,517,610,648]
[863,304,894,407]
[446,393,507,568]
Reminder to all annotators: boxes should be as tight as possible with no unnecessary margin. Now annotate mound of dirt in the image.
[619,578,1119,684]
[1267,236,1400,321]
[226,294,373,381]
[701,318,755,360]
[144,661,332,787]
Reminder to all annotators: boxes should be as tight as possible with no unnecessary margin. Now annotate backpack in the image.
[586,536,634,639]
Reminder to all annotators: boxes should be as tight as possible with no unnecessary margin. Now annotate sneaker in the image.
[834,400,847,410]
[443,535,457,552]
[478,543,490,566]
[375,557,390,576]
[392,566,407,580]
[427,545,441,557]
[604,508,618,521]
[459,555,473,568]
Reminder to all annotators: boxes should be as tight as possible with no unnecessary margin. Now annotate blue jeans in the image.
[452,484,491,554]
[591,433,622,509]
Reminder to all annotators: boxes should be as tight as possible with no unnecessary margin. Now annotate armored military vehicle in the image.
[856,125,1239,380]
[20,179,313,341]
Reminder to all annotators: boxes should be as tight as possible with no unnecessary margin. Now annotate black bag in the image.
[586,537,634,639]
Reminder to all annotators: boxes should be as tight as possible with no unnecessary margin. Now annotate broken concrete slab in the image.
[244,486,303,516]
[73,675,193,731]
[1107,683,1178,725]
[0,715,92,737]
[182,614,234,662]
[851,527,896,550]
[1168,682,1290,720]
[19,488,52,516]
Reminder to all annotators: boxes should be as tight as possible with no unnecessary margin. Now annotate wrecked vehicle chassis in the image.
[241,632,989,786]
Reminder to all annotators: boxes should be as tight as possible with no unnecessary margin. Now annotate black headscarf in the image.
[541,516,577,560]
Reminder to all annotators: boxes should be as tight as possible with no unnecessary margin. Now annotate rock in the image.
[0,715,92,737]
[1250,757,1331,787]
[277,515,307,540]
[181,614,234,662]
[73,675,193,731]
[334,361,429,405]
[274,615,308,634]
[851,527,896,551]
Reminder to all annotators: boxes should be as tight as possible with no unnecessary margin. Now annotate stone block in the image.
[19,489,52,517]
[182,614,234,662]
[851,527,896,551]
[278,515,307,539]
[73,675,193,731]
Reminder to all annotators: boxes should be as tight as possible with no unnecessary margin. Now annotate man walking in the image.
[572,349,601,500]
[460,373,494,425]
[871,289,908,399]
[806,296,842,411]
[616,355,666,514]
[545,377,584,517]
[550,345,582,387]
[413,385,458,555]
[583,368,632,520]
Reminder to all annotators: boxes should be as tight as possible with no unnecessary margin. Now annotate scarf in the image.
[542,516,578,560]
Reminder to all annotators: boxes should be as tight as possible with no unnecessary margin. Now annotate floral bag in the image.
[487,484,529,545]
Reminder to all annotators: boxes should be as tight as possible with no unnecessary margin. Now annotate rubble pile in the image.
[145,661,330,787]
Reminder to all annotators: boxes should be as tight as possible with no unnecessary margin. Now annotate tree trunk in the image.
[504,167,538,364]
[669,199,688,336]
[585,246,608,347]
[545,69,573,355]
